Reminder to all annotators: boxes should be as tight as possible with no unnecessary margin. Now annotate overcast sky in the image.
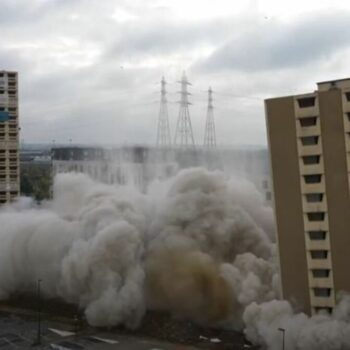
[2,0,350,146]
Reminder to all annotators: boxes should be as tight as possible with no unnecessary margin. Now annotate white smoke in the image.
[243,296,350,350]
[0,168,349,348]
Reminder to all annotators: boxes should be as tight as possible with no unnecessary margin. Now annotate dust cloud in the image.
[0,168,349,349]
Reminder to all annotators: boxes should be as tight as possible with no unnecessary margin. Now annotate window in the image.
[298,97,316,108]
[312,269,330,278]
[305,193,323,202]
[304,174,322,183]
[310,250,328,259]
[301,136,319,146]
[307,212,325,221]
[302,155,320,165]
[308,231,326,240]
[345,92,350,102]
[313,288,331,297]
[347,112,350,122]
[299,117,317,127]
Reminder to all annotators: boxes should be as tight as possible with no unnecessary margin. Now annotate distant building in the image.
[266,78,350,315]
[0,71,19,205]
[51,146,178,191]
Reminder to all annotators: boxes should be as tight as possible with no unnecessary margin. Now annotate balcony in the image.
[307,256,331,269]
[299,163,324,176]
[311,296,334,308]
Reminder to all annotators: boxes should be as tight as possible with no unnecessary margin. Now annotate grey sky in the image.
[1,0,350,146]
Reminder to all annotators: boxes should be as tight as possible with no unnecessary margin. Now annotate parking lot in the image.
[0,312,199,350]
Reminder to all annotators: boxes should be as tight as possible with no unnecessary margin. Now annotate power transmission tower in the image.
[174,71,195,148]
[156,76,171,147]
[203,87,216,148]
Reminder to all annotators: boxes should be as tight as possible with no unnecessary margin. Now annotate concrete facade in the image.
[0,71,19,205]
[265,78,350,315]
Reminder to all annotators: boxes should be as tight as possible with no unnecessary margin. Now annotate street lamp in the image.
[278,327,285,350]
[37,279,42,345]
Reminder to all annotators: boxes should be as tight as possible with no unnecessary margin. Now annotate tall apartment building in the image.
[265,78,350,315]
[0,71,19,204]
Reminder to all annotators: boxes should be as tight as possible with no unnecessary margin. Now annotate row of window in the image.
[0,157,17,160]
[0,107,17,112]
[297,97,316,108]
[0,133,18,139]
[304,174,322,184]
[308,230,326,240]
[0,73,16,78]
[0,166,18,171]
[298,91,350,109]
[302,155,320,165]
[0,175,18,180]
[0,149,17,154]
[299,116,317,127]
[301,135,319,146]
[0,91,17,96]
[313,287,331,297]
[307,212,325,221]
[310,249,328,259]
[0,191,18,195]
[0,125,18,131]
[311,268,329,278]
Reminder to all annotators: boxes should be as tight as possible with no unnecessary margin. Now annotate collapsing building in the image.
[51,146,178,192]
[51,145,272,204]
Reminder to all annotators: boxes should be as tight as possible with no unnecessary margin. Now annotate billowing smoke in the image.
[0,168,349,348]
[243,296,350,350]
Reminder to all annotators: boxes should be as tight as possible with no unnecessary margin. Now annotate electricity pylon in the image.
[203,87,216,148]
[156,76,171,147]
[174,71,195,148]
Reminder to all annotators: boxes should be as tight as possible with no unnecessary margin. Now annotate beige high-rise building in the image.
[0,71,19,205]
[265,78,350,315]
